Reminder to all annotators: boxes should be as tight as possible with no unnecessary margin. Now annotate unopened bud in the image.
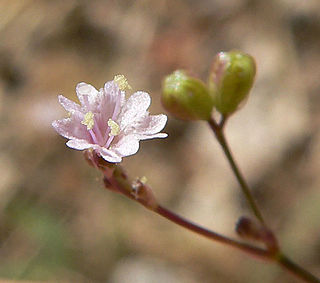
[162,70,214,121]
[208,51,256,115]
[132,178,158,210]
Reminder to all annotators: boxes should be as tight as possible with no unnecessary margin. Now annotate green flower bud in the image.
[162,70,214,121]
[208,51,256,115]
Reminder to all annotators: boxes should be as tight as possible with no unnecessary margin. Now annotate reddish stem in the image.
[156,205,270,260]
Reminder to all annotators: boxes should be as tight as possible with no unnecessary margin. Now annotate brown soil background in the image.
[0,0,319,282]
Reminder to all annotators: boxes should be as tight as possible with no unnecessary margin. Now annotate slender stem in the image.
[156,205,270,260]
[219,114,228,128]
[155,205,320,282]
[208,118,265,224]
[95,153,320,282]
[207,118,320,282]
[277,254,320,283]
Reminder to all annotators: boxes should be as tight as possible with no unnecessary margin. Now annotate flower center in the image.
[107,119,120,136]
[114,74,132,91]
[81,111,95,130]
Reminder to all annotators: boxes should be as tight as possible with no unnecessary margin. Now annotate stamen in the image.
[67,110,75,118]
[81,111,95,130]
[140,176,147,184]
[89,129,99,144]
[107,119,120,136]
[114,74,132,91]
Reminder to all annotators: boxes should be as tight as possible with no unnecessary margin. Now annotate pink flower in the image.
[52,76,168,163]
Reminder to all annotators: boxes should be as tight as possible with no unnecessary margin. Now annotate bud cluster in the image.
[162,51,256,120]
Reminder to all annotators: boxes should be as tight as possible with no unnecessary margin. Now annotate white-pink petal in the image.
[58,95,81,113]
[104,81,125,107]
[52,115,91,141]
[52,118,74,140]
[137,114,168,135]
[76,82,100,108]
[118,91,151,128]
[66,139,93,150]
[138,132,168,140]
[110,135,140,157]
[100,81,124,122]
[98,147,122,163]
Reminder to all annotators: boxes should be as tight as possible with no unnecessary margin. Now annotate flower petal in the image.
[138,132,168,140]
[118,91,151,129]
[66,139,93,150]
[104,81,125,110]
[52,116,91,141]
[76,82,100,109]
[58,95,81,113]
[97,147,122,163]
[66,140,122,163]
[52,118,73,139]
[135,114,167,136]
[110,134,140,157]
[96,81,125,129]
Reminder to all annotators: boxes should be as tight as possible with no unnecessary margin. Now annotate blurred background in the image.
[0,0,320,282]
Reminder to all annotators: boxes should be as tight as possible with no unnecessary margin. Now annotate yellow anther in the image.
[140,176,147,184]
[107,119,120,136]
[114,74,132,91]
[81,111,95,130]
[67,110,75,118]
